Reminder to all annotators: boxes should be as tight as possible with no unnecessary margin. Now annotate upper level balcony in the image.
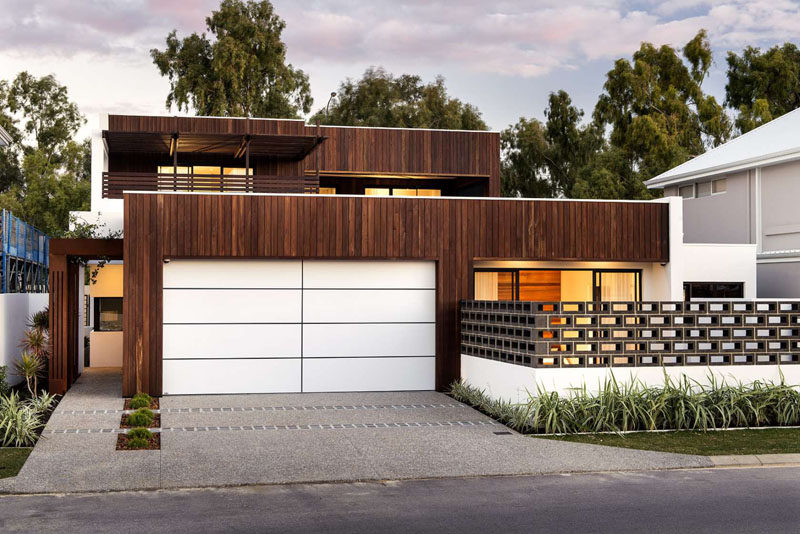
[102,171,320,198]
[99,114,501,199]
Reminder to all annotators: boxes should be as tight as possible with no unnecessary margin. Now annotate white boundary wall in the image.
[462,354,800,403]
[0,293,49,386]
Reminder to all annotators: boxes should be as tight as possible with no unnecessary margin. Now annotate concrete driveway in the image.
[9,369,711,493]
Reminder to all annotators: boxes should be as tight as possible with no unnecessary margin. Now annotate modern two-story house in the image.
[48,114,757,398]
[646,108,800,298]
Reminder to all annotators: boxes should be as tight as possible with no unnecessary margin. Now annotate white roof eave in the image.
[646,147,800,189]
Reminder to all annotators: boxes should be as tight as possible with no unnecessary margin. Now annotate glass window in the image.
[416,189,441,196]
[474,269,639,302]
[519,270,561,301]
[223,167,253,176]
[94,297,122,332]
[365,188,391,196]
[696,181,712,197]
[683,282,743,300]
[598,272,639,302]
[393,189,418,197]
[679,185,694,199]
[157,166,191,175]
[474,271,514,300]
[712,178,727,193]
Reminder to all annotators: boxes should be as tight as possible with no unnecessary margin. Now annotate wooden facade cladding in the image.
[122,193,669,396]
[48,239,124,394]
[106,115,501,196]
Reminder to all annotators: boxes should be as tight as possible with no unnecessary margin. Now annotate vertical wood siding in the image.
[123,193,669,396]
[107,116,501,196]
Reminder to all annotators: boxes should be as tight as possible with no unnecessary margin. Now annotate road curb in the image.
[709,453,800,467]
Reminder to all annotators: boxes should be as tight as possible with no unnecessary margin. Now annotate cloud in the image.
[2,0,798,78]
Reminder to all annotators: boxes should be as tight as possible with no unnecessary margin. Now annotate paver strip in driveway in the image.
[8,369,712,494]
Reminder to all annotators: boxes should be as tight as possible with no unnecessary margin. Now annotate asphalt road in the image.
[1,466,799,533]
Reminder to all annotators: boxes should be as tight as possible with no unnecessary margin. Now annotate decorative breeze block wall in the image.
[460,300,800,369]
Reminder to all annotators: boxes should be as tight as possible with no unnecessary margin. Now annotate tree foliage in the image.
[594,30,730,190]
[0,72,89,236]
[503,30,731,200]
[502,91,602,198]
[312,67,487,130]
[151,0,312,118]
[726,43,800,133]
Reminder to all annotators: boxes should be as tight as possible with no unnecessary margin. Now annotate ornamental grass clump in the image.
[0,391,57,446]
[451,372,800,435]
[126,427,154,449]
[126,408,155,427]
[129,392,154,410]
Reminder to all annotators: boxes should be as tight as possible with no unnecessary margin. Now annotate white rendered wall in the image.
[462,354,800,403]
[89,331,123,367]
[0,294,48,386]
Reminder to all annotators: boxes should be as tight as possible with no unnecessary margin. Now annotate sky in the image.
[2,0,800,139]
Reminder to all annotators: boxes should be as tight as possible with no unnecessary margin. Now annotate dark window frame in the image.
[473,267,642,302]
[93,297,123,332]
[683,281,744,301]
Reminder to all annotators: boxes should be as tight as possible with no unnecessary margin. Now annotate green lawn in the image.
[539,428,800,456]
[0,448,32,479]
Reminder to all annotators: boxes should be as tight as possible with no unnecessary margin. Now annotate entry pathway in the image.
[10,369,711,493]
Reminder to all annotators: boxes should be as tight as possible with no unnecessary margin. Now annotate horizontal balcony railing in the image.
[102,172,319,199]
[460,299,800,369]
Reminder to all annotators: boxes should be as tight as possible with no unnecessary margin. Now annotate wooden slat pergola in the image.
[49,238,123,394]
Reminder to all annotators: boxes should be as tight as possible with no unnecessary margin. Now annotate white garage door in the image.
[162,260,435,394]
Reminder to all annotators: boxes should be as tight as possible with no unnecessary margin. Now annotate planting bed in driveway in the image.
[542,428,800,456]
[120,413,161,428]
[117,432,161,451]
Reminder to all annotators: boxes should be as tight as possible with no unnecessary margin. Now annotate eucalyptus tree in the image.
[151,0,312,118]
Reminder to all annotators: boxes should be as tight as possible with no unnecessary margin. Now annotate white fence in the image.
[0,293,48,385]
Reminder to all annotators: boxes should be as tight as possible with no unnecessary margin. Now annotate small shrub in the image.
[0,392,44,446]
[126,437,149,449]
[129,393,153,410]
[27,392,58,414]
[127,427,153,440]
[126,408,154,427]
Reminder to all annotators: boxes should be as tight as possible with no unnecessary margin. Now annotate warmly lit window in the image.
[712,178,727,193]
[519,270,560,301]
[366,188,441,197]
[696,181,712,197]
[157,166,191,175]
[318,187,337,195]
[474,269,639,302]
[598,272,639,302]
[679,185,694,199]
[474,271,514,300]
[223,167,252,176]
[393,189,418,197]
[94,297,122,332]
[365,188,391,196]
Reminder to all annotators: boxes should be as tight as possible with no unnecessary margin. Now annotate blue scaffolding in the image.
[0,209,49,293]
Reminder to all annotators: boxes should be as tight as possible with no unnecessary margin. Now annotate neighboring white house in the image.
[0,125,12,147]
[646,108,800,297]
